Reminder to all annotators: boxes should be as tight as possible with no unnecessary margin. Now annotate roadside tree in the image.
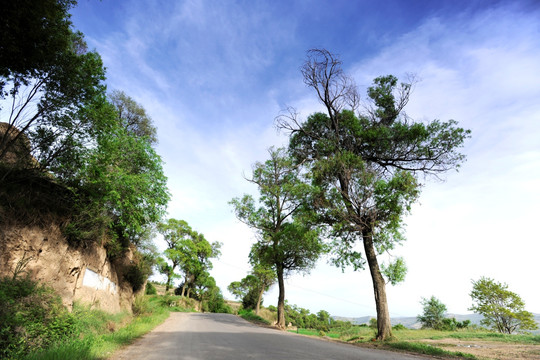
[417,296,447,330]
[469,277,538,334]
[230,147,325,328]
[109,90,157,144]
[278,49,470,339]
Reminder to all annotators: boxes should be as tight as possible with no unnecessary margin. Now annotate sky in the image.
[70,0,540,318]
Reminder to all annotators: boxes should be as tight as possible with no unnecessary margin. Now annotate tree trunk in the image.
[255,286,264,315]
[187,287,192,298]
[181,284,187,297]
[363,230,392,340]
[276,265,286,329]
[165,274,172,292]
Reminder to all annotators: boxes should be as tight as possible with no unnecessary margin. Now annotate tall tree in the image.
[469,277,538,334]
[109,90,157,145]
[278,49,470,340]
[230,147,325,329]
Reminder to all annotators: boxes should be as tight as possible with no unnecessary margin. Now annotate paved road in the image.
[111,313,429,360]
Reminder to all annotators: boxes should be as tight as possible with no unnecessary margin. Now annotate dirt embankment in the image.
[0,223,138,313]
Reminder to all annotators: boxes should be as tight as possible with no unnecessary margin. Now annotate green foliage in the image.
[238,309,270,325]
[132,294,151,316]
[1,25,106,173]
[108,90,158,144]
[0,277,78,359]
[417,296,447,330]
[392,323,407,330]
[145,282,157,295]
[0,0,77,82]
[381,257,407,285]
[78,118,169,246]
[157,219,221,293]
[230,148,324,276]
[228,263,276,313]
[283,302,347,332]
[439,317,471,331]
[385,342,477,359]
[241,285,260,310]
[469,277,538,334]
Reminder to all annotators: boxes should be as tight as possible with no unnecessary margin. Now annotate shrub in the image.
[417,296,447,330]
[145,282,157,295]
[392,323,407,330]
[123,252,153,292]
[132,295,151,315]
[0,277,78,359]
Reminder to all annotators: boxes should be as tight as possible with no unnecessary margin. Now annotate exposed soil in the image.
[419,338,540,360]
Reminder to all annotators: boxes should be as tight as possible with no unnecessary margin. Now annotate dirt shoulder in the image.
[418,338,540,360]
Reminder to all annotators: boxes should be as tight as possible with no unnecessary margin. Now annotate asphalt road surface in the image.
[111,313,430,360]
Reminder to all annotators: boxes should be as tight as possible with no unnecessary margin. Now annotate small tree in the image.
[417,296,447,330]
[227,264,276,314]
[230,147,325,329]
[469,277,538,334]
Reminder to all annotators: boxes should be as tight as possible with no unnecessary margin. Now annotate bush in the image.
[132,294,151,315]
[392,323,407,330]
[145,282,157,295]
[123,252,153,292]
[418,296,447,330]
[0,277,78,359]
[241,288,259,310]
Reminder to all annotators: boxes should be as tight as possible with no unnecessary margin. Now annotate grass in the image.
[284,326,540,359]
[21,295,191,360]
[386,341,477,359]
[288,328,342,339]
[238,309,271,325]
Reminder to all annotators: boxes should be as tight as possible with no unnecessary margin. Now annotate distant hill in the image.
[333,313,540,332]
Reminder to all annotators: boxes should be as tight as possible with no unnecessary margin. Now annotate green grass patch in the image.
[238,309,270,325]
[288,328,341,339]
[386,341,477,359]
[22,297,173,360]
[445,332,540,344]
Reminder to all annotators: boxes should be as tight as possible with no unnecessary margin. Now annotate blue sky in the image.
[71,0,540,318]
